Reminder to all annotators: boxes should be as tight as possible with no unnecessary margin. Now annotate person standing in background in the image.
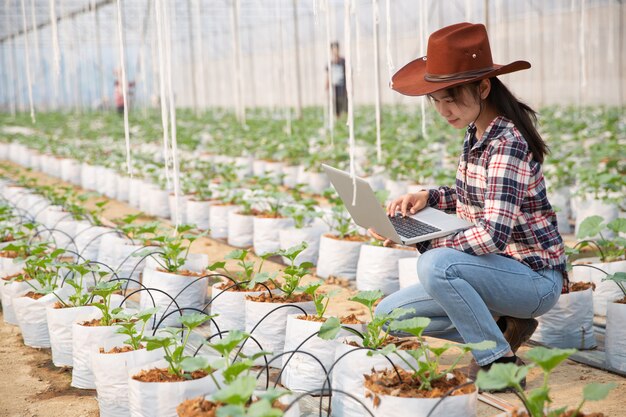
[326,41,348,119]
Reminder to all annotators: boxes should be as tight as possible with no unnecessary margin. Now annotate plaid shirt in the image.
[416,116,567,273]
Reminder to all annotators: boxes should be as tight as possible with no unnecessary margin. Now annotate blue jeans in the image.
[376,247,562,366]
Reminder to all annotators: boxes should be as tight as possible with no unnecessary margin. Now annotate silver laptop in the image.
[322,164,472,245]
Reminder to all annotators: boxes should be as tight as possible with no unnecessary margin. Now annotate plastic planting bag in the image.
[572,259,626,316]
[281,314,365,393]
[365,389,477,417]
[186,199,212,230]
[139,268,209,329]
[532,288,596,349]
[253,217,295,256]
[209,283,269,335]
[279,226,326,266]
[356,245,416,295]
[128,359,221,417]
[243,299,315,364]
[330,340,420,417]
[92,344,164,417]
[47,305,100,367]
[1,279,29,325]
[228,211,254,248]
[13,286,72,348]
[316,235,365,280]
[398,256,420,289]
[71,319,125,389]
[605,302,626,372]
[209,204,238,239]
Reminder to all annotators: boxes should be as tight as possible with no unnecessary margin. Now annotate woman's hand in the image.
[386,191,429,217]
[368,228,393,247]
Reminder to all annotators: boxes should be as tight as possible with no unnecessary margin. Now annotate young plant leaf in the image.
[525,346,576,374]
[582,382,617,402]
[318,316,341,340]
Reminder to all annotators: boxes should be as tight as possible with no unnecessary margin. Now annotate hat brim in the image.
[390,57,531,96]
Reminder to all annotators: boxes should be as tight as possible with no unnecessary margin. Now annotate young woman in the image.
[369,23,567,382]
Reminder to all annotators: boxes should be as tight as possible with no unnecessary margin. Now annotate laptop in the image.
[322,164,472,245]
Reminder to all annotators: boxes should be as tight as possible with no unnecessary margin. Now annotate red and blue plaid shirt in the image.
[416,116,567,273]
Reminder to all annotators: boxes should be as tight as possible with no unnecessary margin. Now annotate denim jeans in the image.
[375,247,563,365]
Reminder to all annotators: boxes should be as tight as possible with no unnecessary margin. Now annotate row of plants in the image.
[0,175,621,417]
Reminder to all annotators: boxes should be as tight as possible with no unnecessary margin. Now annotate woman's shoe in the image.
[499,316,538,353]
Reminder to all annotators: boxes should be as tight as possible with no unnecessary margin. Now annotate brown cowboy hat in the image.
[391,22,530,96]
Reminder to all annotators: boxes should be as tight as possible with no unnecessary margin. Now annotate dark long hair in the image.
[445,77,548,164]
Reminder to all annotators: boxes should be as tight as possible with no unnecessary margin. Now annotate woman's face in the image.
[429,86,481,129]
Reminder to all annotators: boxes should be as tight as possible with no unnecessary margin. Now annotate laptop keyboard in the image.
[390,215,441,238]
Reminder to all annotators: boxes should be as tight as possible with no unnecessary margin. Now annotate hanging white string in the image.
[29,0,40,74]
[465,0,471,21]
[5,0,16,116]
[49,0,61,103]
[313,0,318,25]
[324,0,334,145]
[372,0,381,162]
[193,0,207,110]
[419,0,427,140]
[354,0,361,73]
[163,0,181,229]
[385,0,394,86]
[607,0,614,64]
[155,0,171,191]
[344,0,357,206]
[19,0,35,123]
[231,0,245,125]
[116,0,132,176]
[579,0,587,91]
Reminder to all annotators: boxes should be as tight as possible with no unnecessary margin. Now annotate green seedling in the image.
[143,312,217,380]
[90,280,123,326]
[575,216,626,262]
[112,307,159,350]
[476,346,616,417]
[209,248,276,290]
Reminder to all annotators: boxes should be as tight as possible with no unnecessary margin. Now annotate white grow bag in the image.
[281,314,365,393]
[243,299,315,363]
[128,359,221,417]
[14,286,72,348]
[228,211,254,248]
[209,282,270,335]
[282,165,301,188]
[331,340,420,417]
[139,267,209,328]
[356,245,417,295]
[532,288,596,349]
[306,172,330,195]
[47,305,100,367]
[279,225,326,266]
[316,235,366,280]
[75,225,113,263]
[1,279,31,325]
[253,217,295,256]
[71,318,125,389]
[605,301,626,372]
[185,199,212,230]
[209,204,238,239]
[398,256,420,289]
[366,388,478,417]
[92,344,165,417]
[571,259,626,316]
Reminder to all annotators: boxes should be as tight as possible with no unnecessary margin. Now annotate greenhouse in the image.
[0,0,624,416]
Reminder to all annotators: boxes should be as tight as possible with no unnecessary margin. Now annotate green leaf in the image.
[208,329,248,357]
[526,387,551,417]
[208,261,226,271]
[389,317,431,338]
[607,218,626,234]
[318,316,341,340]
[135,307,159,323]
[582,382,617,402]
[603,272,626,283]
[180,356,211,373]
[222,359,254,384]
[179,312,211,330]
[525,346,576,374]
[349,290,384,310]
[212,374,257,406]
[475,362,531,390]
[246,400,284,417]
[216,405,246,417]
[576,216,604,239]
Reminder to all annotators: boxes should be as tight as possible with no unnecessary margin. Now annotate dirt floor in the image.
[1,162,625,416]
